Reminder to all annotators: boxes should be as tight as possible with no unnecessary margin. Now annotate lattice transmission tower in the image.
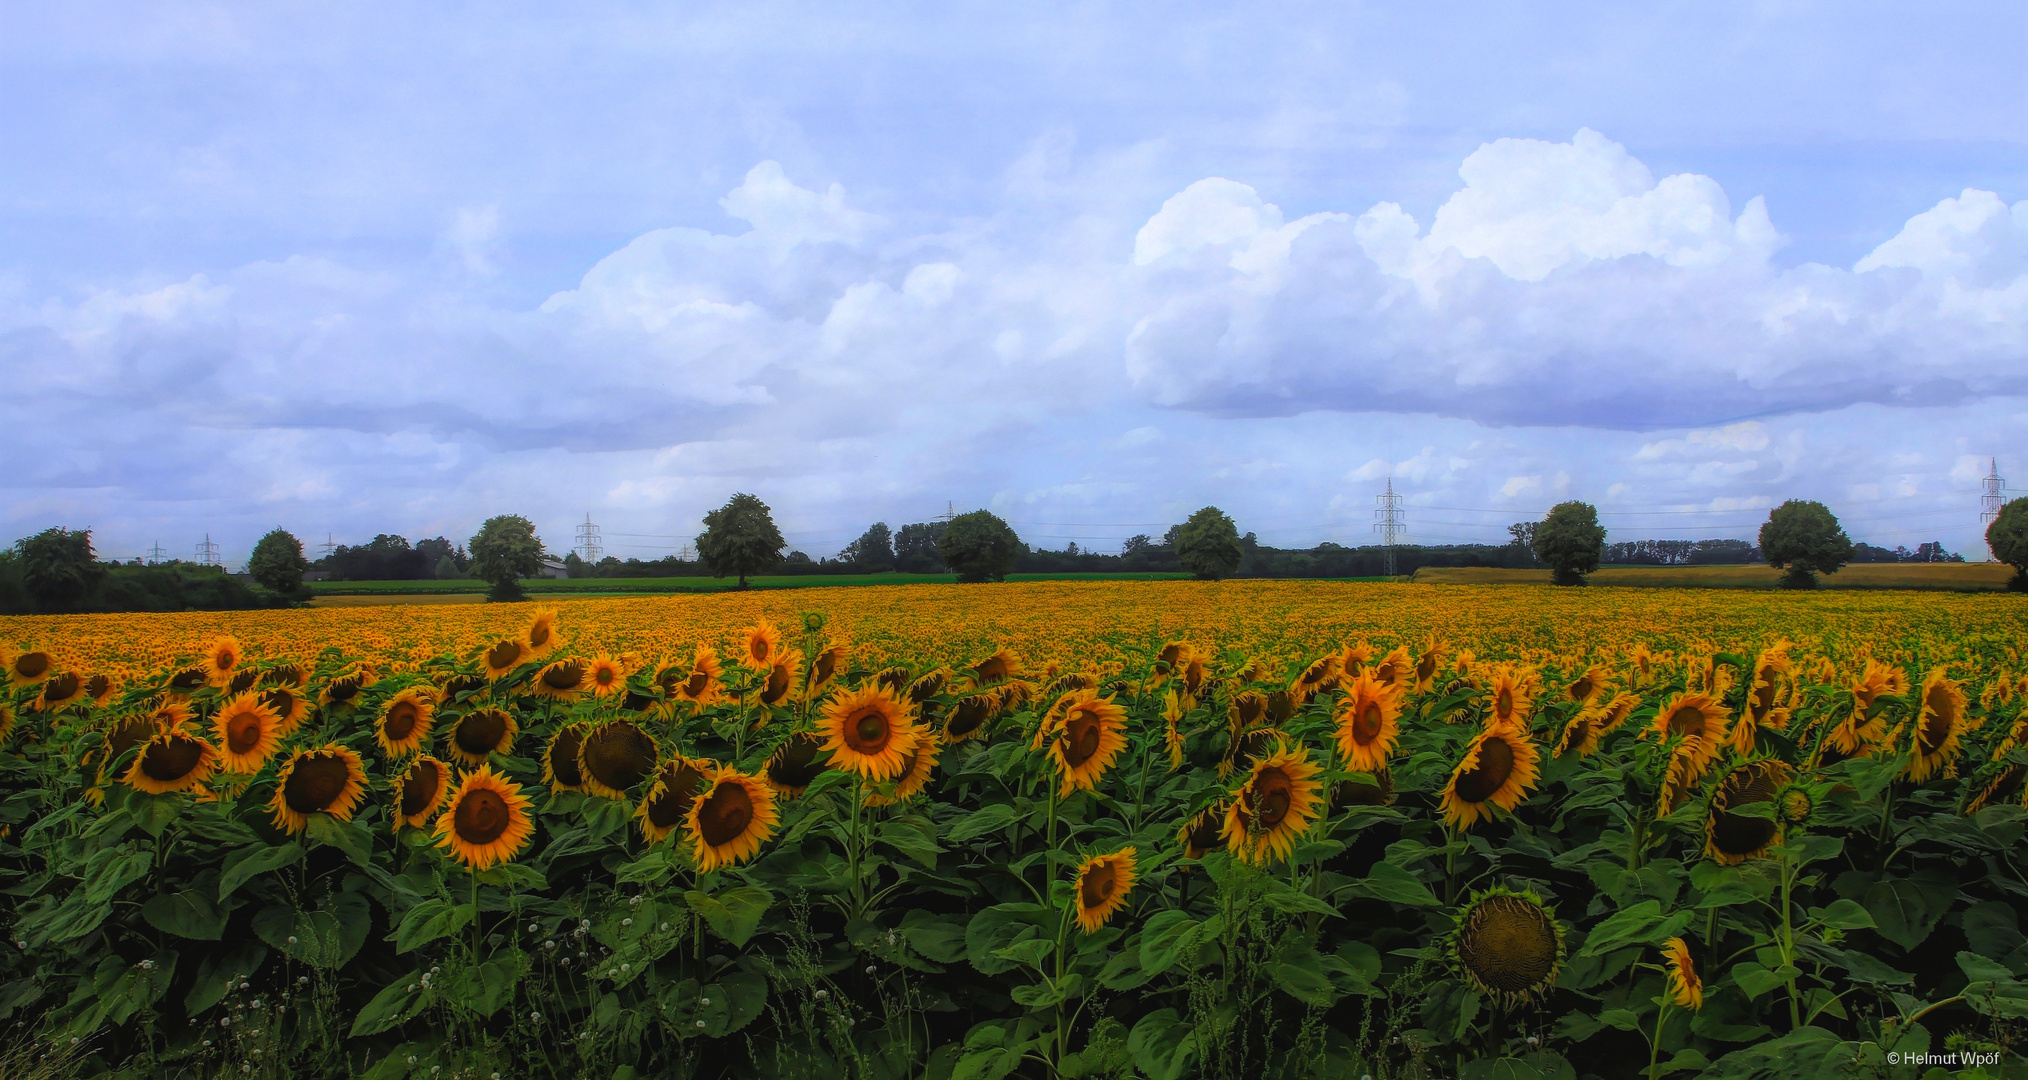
[145,542,168,566]
[1982,458,2006,561]
[574,514,604,562]
[195,534,221,567]
[1373,477,1406,577]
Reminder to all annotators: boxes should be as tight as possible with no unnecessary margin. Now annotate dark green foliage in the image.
[695,493,785,588]
[1759,499,1853,589]
[1174,506,1242,580]
[839,522,894,571]
[936,510,1023,582]
[469,515,545,601]
[247,529,311,598]
[1530,501,1606,585]
[12,526,107,612]
[1988,497,2028,590]
[893,521,947,573]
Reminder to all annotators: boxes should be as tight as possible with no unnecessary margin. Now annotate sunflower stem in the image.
[469,865,481,968]
[1646,997,1669,1080]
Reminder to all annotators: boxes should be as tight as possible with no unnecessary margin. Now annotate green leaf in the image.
[1009,978,1074,1007]
[685,886,772,947]
[183,940,267,1014]
[965,903,1051,976]
[252,891,371,969]
[900,911,969,964]
[1809,899,1875,930]
[697,967,769,1036]
[305,813,375,868]
[81,844,152,906]
[1127,1008,1198,1080]
[1863,874,1949,951]
[1732,961,1798,1001]
[218,841,304,901]
[876,818,942,869]
[391,898,473,953]
[129,792,183,838]
[350,971,427,1037]
[142,889,227,940]
[1597,1008,1644,1032]
[478,862,547,890]
[993,937,1056,969]
[1462,1053,1577,1080]
[1269,937,1335,1006]
[1959,951,2028,1019]
[1577,900,1690,957]
[946,803,1020,844]
[1341,860,1440,907]
[1139,909,1217,976]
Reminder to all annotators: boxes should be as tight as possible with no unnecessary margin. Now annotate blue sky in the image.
[5,2,2026,563]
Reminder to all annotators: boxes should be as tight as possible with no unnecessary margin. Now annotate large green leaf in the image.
[391,898,472,953]
[143,889,227,940]
[965,903,1052,976]
[1577,900,1690,957]
[686,886,772,947]
[218,842,304,901]
[946,803,1020,844]
[1862,871,1953,951]
[350,971,428,1037]
[1127,1008,1198,1080]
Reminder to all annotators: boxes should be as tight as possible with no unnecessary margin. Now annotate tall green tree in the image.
[1174,506,1242,580]
[938,510,1023,583]
[840,522,894,570]
[1986,497,2028,591]
[13,527,106,612]
[696,493,785,588]
[1759,499,1852,589]
[469,515,545,601]
[1531,502,1606,586]
[247,528,311,599]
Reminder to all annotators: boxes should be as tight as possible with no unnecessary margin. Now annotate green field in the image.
[308,570,1201,601]
[1411,560,2017,591]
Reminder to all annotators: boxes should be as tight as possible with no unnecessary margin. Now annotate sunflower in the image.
[433,764,535,871]
[1663,937,1703,1010]
[1288,655,1340,705]
[1161,690,1187,770]
[375,688,436,759]
[582,654,628,699]
[36,672,85,711]
[1228,656,1271,684]
[1440,724,1540,830]
[970,648,1019,687]
[0,704,13,745]
[1906,667,1967,782]
[1596,692,1640,736]
[667,646,725,710]
[1156,641,1192,667]
[1658,740,1711,817]
[907,668,952,703]
[578,719,660,798]
[1413,638,1447,692]
[636,757,714,843]
[84,674,116,707]
[1962,763,2027,816]
[1704,759,1794,864]
[481,638,532,680]
[866,731,941,806]
[267,745,369,833]
[1334,670,1403,773]
[1368,646,1413,693]
[763,732,830,798]
[260,664,310,691]
[261,687,310,737]
[1564,665,1606,706]
[1073,847,1137,933]
[447,707,518,767]
[1652,691,1729,770]
[1629,642,1655,682]
[1448,887,1565,1009]
[1179,805,1225,859]
[1851,658,1908,714]
[393,756,453,831]
[737,621,783,670]
[318,667,373,708]
[944,693,998,744]
[522,607,562,660]
[1329,770,1395,810]
[1229,690,1269,731]
[758,648,804,708]
[542,725,588,792]
[1049,692,1128,797]
[685,768,779,873]
[531,658,587,701]
[5,648,53,687]
[1337,640,1376,678]
[213,692,283,773]
[102,709,173,772]
[806,643,849,696]
[199,636,242,687]
[1553,710,1602,759]
[226,669,261,696]
[1221,742,1325,865]
[167,666,210,695]
[1220,725,1283,779]
[121,731,219,794]
[815,684,919,781]
[1484,666,1536,729]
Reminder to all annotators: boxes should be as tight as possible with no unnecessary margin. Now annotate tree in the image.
[470,515,545,601]
[1174,506,1243,580]
[1759,500,1852,589]
[893,522,948,573]
[1531,502,1606,586]
[1121,534,1154,556]
[13,527,106,612]
[695,493,784,588]
[840,522,894,571]
[1988,497,2028,591]
[416,536,469,577]
[247,528,310,599]
[938,510,1023,583]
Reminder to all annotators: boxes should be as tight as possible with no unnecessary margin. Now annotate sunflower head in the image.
[434,764,535,871]
[1961,763,2026,816]
[685,768,780,873]
[36,671,86,711]
[1440,724,1540,830]
[578,719,659,799]
[522,607,562,659]
[1448,886,1565,1010]
[199,636,242,686]
[226,669,261,696]
[1329,770,1396,810]
[807,643,849,695]
[738,621,783,670]
[84,673,116,707]
[1334,670,1403,774]
[907,668,952,703]
[543,725,588,791]
[758,648,805,708]
[1369,646,1412,692]
[1414,638,1447,692]
[214,692,284,773]
[1049,693,1128,797]
[532,658,587,700]
[122,731,219,795]
[1073,847,1137,933]
[482,638,531,680]
[1652,691,1729,768]
[393,756,453,831]
[449,707,518,767]
[1288,655,1341,704]
[943,693,998,744]
[866,731,941,807]
[816,684,920,781]
[583,654,628,699]
[167,666,210,695]
[267,745,369,834]
[318,667,373,708]
[260,664,310,691]
[970,648,1019,687]
[1907,667,1967,782]
[763,732,830,797]
[1485,666,1536,729]
[1565,665,1606,705]
[1663,937,1703,1010]
[1705,759,1795,865]
[636,757,714,843]
[6,648,54,687]
[1178,804,1226,860]
[260,687,310,737]
[1554,711,1602,759]
[376,687,436,758]
[1220,741,1325,865]
[1229,691,1269,730]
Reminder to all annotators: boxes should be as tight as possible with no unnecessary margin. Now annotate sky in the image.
[4,2,2027,565]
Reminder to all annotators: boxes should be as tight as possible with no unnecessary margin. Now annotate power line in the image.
[1374,477,1405,576]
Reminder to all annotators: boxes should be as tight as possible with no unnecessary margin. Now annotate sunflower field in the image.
[1,583,2027,1080]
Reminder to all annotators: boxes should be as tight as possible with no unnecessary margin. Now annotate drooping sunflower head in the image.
[806,643,848,695]
[260,687,309,737]
[738,621,783,670]
[1554,710,1602,759]
[434,764,535,871]
[122,731,219,794]
[1596,692,1640,735]
[1907,667,1967,783]
[970,648,1020,687]
[1851,658,1909,713]
[166,665,210,695]
[84,673,116,707]
[1288,655,1341,704]
[481,638,531,680]
[1050,693,1129,797]
[686,768,780,873]
[36,671,86,711]
[636,756,714,843]
[375,687,436,758]
[907,668,951,704]
[763,732,830,798]
[1447,886,1566,1010]
[1229,690,1268,731]
[226,669,261,696]
[943,693,998,744]
[1704,759,1795,865]
[6,648,53,687]
[1485,666,1536,729]
[1652,691,1729,768]
[1440,724,1540,830]
[866,730,942,807]
[199,636,242,686]
[1334,670,1404,774]
[260,663,310,691]
[1073,847,1137,933]
[1564,665,1606,706]
[213,692,283,774]
[318,666,373,708]
[1747,646,1793,724]
[531,658,587,701]
[267,745,368,833]
[448,707,518,767]
[577,719,659,799]
[1156,641,1192,668]
[1658,740,1711,817]
[1221,741,1325,865]
[1179,804,1226,860]
[1369,646,1413,692]
[816,684,919,781]
[1337,640,1376,678]
[1414,638,1447,691]
[1219,725,1283,779]
[1663,937,1703,1010]
[758,648,805,708]
[671,645,724,706]
[1961,763,2027,816]
[1329,770,1396,810]
[523,607,562,659]
[542,725,587,791]
[393,756,452,831]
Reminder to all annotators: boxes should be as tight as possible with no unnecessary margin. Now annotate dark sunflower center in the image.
[548,729,585,787]
[261,689,295,717]
[225,708,266,753]
[847,708,893,753]
[698,781,754,846]
[1921,688,1956,752]
[1417,653,1438,681]
[1376,662,1398,685]
[583,723,654,791]
[1751,680,1776,720]
[529,621,551,649]
[542,662,584,690]
[768,735,826,789]
[1249,768,1293,829]
[171,668,208,691]
[1454,736,1515,803]
[762,664,792,703]
[141,737,206,781]
[1495,689,1514,716]
[327,677,362,702]
[1080,862,1118,908]
[975,658,1007,683]
[215,648,236,670]
[1666,706,1706,739]
[681,670,709,696]
[107,719,156,761]
[1570,676,1593,700]
[454,789,510,844]
[487,641,524,669]
[1459,896,1558,993]
[44,672,81,702]
[16,652,51,679]
[228,670,259,694]
[594,665,618,687]
[948,697,989,736]
[400,761,443,816]
[1265,692,1294,723]
[1061,710,1103,767]
[749,637,770,663]
[649,764,705,828]
[384,702,419,740]
[812,652,838,685]
[1186,810,1223,852]
[85,674,110,698]
[1235,695,1264,726]
[285,756,352,812]
[457,710,509,756]
[1353,703,1385,745]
